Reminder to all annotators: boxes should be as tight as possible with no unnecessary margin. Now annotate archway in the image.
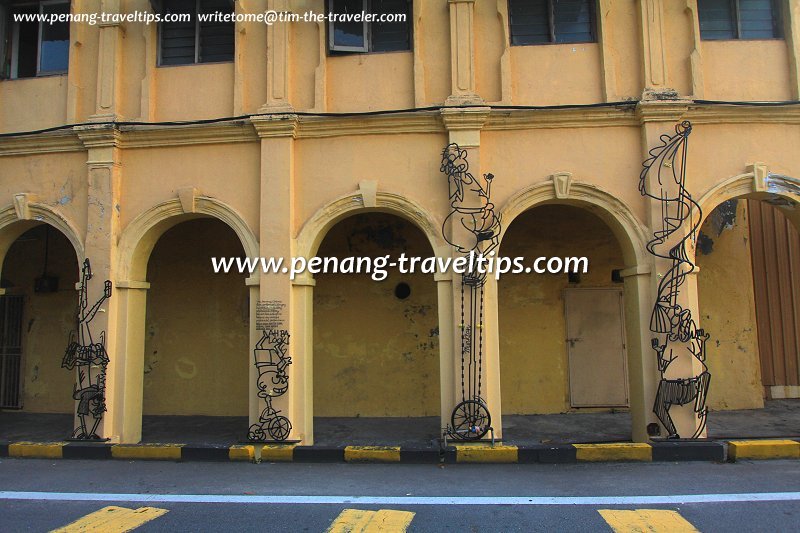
[0,222,79,441]
[139,218,249,443]
[498,204,632,443]
[312,212,441,445]
[696,191,800,438]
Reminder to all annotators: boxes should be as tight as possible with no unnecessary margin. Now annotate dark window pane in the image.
[698,0,736,39]
[161,0,196,65]
[331,0,366,49]
[13,6,38,78]
[199,0,234,62]
[39,3,70,73]
[371,0,410,52]
[739,0,779,39]
[553,0,594,43]
[509,0,550,45]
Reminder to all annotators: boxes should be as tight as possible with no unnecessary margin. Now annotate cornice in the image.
[118,121,258,148]
[0,129,83,156]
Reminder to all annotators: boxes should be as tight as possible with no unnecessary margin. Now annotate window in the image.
[1,0,70,79]
[328,0,411,53]
[508,0,596,46]
[697,0,783,40]
[158,0,234,66]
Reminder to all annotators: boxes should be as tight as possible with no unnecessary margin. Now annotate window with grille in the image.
[158,0,234,66]
[508,0,596,46]
[0,296,23,409]
[697,0,783,40]
[328,0,411,54]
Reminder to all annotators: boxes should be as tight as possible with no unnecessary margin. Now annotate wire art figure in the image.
[440,143,501,440]
[639,121,711,439]
[61,258,112,440]
[248,329,293,441]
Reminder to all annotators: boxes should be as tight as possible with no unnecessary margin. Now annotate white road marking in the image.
[1,491,800,506]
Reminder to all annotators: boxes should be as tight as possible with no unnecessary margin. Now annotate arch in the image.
[0,203,85,265]
[696,172,800,232]
[117,197,259,281]
[498,181,649,268]
[296,191,447,260]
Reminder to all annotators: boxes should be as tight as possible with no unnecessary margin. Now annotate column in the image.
[636,100,707,440]
[638,0,670,97]
[75,125,124,440]
[251,114,303,441]
[261,0,293,113]
[91,0,124,120]
[446,0,482,106]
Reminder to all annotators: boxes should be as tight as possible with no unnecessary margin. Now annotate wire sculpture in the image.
[247,329,293,441]
[61,258,112,440]
[639,121,711,439]
[440,143,501,440]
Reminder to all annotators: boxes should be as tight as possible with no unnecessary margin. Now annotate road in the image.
[1,458,799,531]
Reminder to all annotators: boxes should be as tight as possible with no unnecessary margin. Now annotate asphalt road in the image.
[1,458,799,532]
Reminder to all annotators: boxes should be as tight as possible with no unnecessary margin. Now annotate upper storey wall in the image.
[1,0,799,133]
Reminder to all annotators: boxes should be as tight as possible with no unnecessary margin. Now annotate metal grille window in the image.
[158,0,234,66]
[1,0,70,79]
[328,0,411,53]
[508,0,596,46]
[697,0,783,40]
[0,296,23,409]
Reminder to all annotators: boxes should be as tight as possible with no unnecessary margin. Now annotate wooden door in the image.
[565,288,628,407]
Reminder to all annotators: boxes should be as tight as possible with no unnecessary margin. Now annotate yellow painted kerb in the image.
[574,443,652,462]
[260,444,296,462]
[344,446,401,462]
[455,444,518,463]
[728,440,800,460]
[111,443,184,460]
[9,441,64,459]
[229,445,255,462]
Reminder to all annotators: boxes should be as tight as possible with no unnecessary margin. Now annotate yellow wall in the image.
[1,225,78,413]
[697,200,764,410]
[313,213,440,417]
[142,219,249,416]
[499,205,625,415]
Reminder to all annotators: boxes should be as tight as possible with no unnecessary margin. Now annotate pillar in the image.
[91,0,124,121]
[446,0,482,106]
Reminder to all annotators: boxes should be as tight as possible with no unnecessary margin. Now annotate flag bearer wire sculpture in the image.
[61,258,112,440]
[248,329,293,441]
[440,143,501,440]
[639,121,711,439]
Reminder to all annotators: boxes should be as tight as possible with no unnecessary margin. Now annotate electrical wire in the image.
[0,99,796,139]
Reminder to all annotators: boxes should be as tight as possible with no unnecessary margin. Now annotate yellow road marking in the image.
[51,506,168,532]
[327,509,415,533]
[598,509,699,532]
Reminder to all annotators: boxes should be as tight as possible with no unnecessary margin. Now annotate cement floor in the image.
[1,400,798,446]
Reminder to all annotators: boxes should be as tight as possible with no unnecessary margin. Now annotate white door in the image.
[564,288,628,407]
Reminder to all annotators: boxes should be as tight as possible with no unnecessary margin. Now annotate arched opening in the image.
[0,222,79,441]
[140,218,249,443]
[313,212,440,445]
[697,196,800,437]
[499,204,631,443]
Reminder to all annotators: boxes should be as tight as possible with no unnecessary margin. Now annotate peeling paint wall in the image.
[313,213,440,417]
[142,219,249,416]
[499,206,625,415]
[1,225,78,413]
[697,200,764,411]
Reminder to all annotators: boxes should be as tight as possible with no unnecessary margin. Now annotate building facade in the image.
[1,0,799,444]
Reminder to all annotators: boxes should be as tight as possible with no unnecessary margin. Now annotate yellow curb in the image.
[260,444,296,462]
[455,444,518,463]
[574,443,652,462]
[9,441,64,459]
[229,445,255,462]
[728,440,800,460]
[111,443,184,460]
[344,446,401,463]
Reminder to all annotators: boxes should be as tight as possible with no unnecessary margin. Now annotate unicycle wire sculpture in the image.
[639,121,711,439]
[440,143,501,441]
[61,258,112,440]
[248,329,293,441]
